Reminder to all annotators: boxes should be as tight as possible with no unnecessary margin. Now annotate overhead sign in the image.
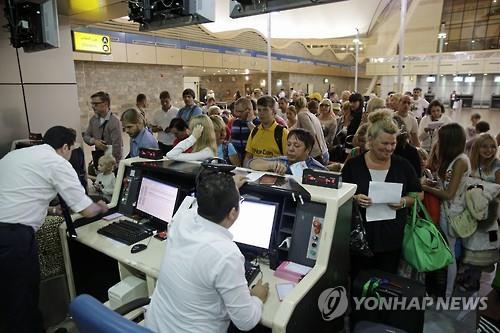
[72,31,111,54]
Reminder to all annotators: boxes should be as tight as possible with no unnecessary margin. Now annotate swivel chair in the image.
[69,294,152,333]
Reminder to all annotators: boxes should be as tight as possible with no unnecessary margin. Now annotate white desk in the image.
[61,158,356,332]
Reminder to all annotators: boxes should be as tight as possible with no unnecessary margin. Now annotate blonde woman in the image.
[210,115,240,166]
[286,106,298,129]
[362,97,385,124]
[295,96,329,164]
[166,115,217,161]
[318,99,338,151]
[342,110,422,277]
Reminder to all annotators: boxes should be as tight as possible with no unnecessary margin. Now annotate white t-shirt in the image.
[151,106,179,145]
[95,172,116,202]
[399,112,419,137]
[165,135,215,161]
[145,208,263,333]
[0,144,92,230]
[412,97,429,118]
[418,114,452,152]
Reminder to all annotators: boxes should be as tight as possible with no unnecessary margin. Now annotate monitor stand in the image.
[139,218,167,232]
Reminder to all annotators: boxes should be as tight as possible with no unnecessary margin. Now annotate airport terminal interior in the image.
[0,0,500,332]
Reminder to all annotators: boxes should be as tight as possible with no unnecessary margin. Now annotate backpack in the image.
[250,124,285,155]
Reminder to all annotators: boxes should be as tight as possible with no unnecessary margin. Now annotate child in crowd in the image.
[210,115,240,166]
[94,154,116,202]
[467,113,481,140]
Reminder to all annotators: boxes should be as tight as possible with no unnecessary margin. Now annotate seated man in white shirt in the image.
[146,169,269,333]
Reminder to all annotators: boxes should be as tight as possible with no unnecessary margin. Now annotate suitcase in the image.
[351,270,426,333]
[354,321,408,333]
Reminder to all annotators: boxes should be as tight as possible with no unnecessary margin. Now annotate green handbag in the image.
[403,197,454,272]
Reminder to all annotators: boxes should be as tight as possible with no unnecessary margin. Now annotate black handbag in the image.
[350,201,374,257]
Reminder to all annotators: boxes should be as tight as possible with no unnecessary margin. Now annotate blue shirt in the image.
[262,156,327,174]
[130,128,159,157]
[177,105,203,123]
[230,118,261,157]
[217,142,237,163]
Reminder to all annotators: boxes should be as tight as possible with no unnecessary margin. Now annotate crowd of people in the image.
[2,83,498,333]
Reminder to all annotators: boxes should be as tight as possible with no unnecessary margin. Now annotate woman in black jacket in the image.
[342,110,422,278]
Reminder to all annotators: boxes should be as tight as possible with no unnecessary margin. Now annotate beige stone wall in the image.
[74,61,184,132]
[200,72,290,103]
[289,74,372,96]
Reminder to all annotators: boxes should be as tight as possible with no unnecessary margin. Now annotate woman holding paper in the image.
[342,110,422,278]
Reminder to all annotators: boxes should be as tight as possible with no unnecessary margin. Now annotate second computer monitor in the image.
[136,176,178,224]
[229,199,278,252]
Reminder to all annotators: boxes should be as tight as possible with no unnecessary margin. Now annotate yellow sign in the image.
[72,31,111,54]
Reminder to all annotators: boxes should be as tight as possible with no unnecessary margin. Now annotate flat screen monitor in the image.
[229,199,278,252]
[136,176,178,223]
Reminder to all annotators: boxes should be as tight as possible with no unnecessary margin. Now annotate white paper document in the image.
[246,171,265,182]
[366,181,403,222]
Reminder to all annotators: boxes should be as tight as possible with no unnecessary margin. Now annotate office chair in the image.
[69,294,152,333]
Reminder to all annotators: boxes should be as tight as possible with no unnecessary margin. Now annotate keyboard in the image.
[98,220,153,245]
[244,261,261,285]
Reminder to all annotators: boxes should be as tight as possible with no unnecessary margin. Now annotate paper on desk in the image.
[365,181,403,222]
[286,262,312,275]
[246,171,265,182]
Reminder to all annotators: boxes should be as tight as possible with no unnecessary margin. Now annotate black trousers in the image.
[0,223,44,333]
[350,250,401,281]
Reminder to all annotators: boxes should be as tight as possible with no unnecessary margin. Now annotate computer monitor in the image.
[136,176,179,224]
[229,199,278,253]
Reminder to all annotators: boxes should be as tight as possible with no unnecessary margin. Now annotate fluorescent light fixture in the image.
[494,76,500,83]
[426,76,436,82]
[276,79,282,86]
[453,76,463,82]
[464,76,475,83]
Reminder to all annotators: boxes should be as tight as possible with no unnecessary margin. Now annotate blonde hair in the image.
[417,147,429,162]
[207,105,221,116]
[286,105,297,115]
[295,96,307,110]
[470,133,498,175]
[353,123,369,147]
[209,115,226,135]
[367,109,398,140]
[366,97,385,114]
[189,115,217,154]
[98,154,116,169]
[320,99,332,109]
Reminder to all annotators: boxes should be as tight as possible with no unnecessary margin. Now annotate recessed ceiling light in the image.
[484,73,488,75]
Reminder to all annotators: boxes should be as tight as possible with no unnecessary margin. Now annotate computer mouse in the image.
[131,243,147,253]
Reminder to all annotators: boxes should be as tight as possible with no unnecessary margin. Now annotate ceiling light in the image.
[359,47,363,50]
[349,47,354,51]
[245,76,249,81]
[484,73,488,76]
[244,69,249,74]
[471,40,475,43]
[340,47,346,51]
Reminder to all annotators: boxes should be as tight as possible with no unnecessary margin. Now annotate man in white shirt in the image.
[0,126,108,333]
[397,95,420,147]
[151,90,179,155]
[146,170,269,333]
[411,87,429,120]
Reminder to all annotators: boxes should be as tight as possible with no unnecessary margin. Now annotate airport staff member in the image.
[146,169,269,333]
[0,126,109,333]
